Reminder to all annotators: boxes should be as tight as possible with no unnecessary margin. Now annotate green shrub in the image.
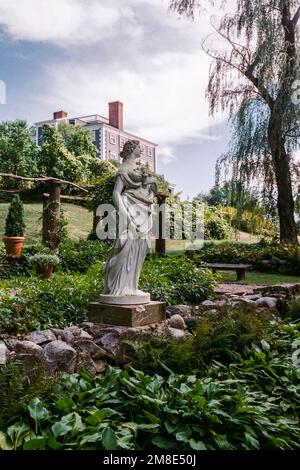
[28,254,60,268]
[4,195,25,237]
[189,240,300,275]
[140,255,216,305]
[126,305,273,376]
[220,206,276,237]
[0,255,216,334]
[204,206,232,240]
[0,355,299,450]
[59,240,110,273]
[282,298,300,321]
[0,360,58,430]
[0,245,52,280]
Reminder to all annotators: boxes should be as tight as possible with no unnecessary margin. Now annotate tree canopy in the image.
[170,0,300,243]
[40,124,101,184]
[0,120,39,187]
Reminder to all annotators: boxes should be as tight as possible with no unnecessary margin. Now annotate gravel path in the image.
[215,283,265,295]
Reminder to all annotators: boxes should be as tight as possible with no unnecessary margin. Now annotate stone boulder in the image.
[50,328,74,344]
[76,351,98,376]
[50,327,92,344]
[244,294,262,301]
[166,305,193,318]
[255,297,278,309]
[93,327,127,362]
[5,339,42,356]
[78,330,92,340]
[199,299,227,312]
[42,340,76,373]
[64,326,82,337]
[26,330,56,345]
[202,308,219,316]
[93,325,156,363]
[168,327,186,341]
[184,316,200,328]
[168,314,186,330]
[73,339,106,359]
[255,284,300,299]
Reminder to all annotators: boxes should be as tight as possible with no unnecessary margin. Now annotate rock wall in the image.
[1,283,299,375]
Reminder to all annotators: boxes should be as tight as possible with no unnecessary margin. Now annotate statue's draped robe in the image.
[102,167,156,296]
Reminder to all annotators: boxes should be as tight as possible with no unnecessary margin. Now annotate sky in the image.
[0,0,233,198]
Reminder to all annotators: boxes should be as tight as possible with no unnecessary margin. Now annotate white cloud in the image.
[33,49,221,146]
[0,0,217,46]
[158,146,177,165]
[1,0,228,148]
[0,0,124,44]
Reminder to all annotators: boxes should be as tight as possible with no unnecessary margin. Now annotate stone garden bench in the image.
[199,262,252,281]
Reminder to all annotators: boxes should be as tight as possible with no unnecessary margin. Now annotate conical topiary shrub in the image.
[3,194,26,257]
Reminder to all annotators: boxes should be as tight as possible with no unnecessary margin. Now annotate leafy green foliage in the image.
[282,298,300,321]
[0,263,103,333]
[4,195,25,237]
[0,120,39,188]
[39,124,101,184]
[220,206,276,237]
[59,240,110,273]
[1,321,299,451]
[0,253,215,334]
[140,255,216,305]
[204,206,232,240]
[40,125,85,183]
[171,0,300,243]
[57,123,97,159]
[190,241,300,275]
[28,254,60,267]
[196,180,262,212]
[0,360,58,431]
[126,305,273,376]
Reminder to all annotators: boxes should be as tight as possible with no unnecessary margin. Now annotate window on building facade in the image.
[148,147,152,156]
[92,130,97,141]
[141,145,145,154]
[110,133,116,144]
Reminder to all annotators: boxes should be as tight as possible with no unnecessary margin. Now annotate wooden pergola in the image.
[0,173,88,250]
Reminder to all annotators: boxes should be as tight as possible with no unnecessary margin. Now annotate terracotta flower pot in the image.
[3,236,25,257]
[36,264,54,279]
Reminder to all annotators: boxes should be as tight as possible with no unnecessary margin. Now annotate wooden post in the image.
[42,193,48,245]
[155,192,168,255]
[42,180,61,251]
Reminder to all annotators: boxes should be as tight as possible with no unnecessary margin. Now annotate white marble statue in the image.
[100,140,157,305]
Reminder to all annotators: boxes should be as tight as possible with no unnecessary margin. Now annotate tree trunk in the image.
[42,181,61,251]
[91,207,100,239]
[268,121,298,244]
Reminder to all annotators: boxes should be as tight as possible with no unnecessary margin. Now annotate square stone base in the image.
[88,301,166,327]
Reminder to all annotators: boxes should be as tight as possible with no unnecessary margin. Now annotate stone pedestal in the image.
[88,301,166,327]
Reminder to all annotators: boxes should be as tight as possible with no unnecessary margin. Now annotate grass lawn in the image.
[0,202,92,244]
[153,232,260,254]
[217,270,300,285]
[1,202,261,249]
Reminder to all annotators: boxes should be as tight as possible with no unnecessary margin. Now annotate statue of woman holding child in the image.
[100,140,157,304]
